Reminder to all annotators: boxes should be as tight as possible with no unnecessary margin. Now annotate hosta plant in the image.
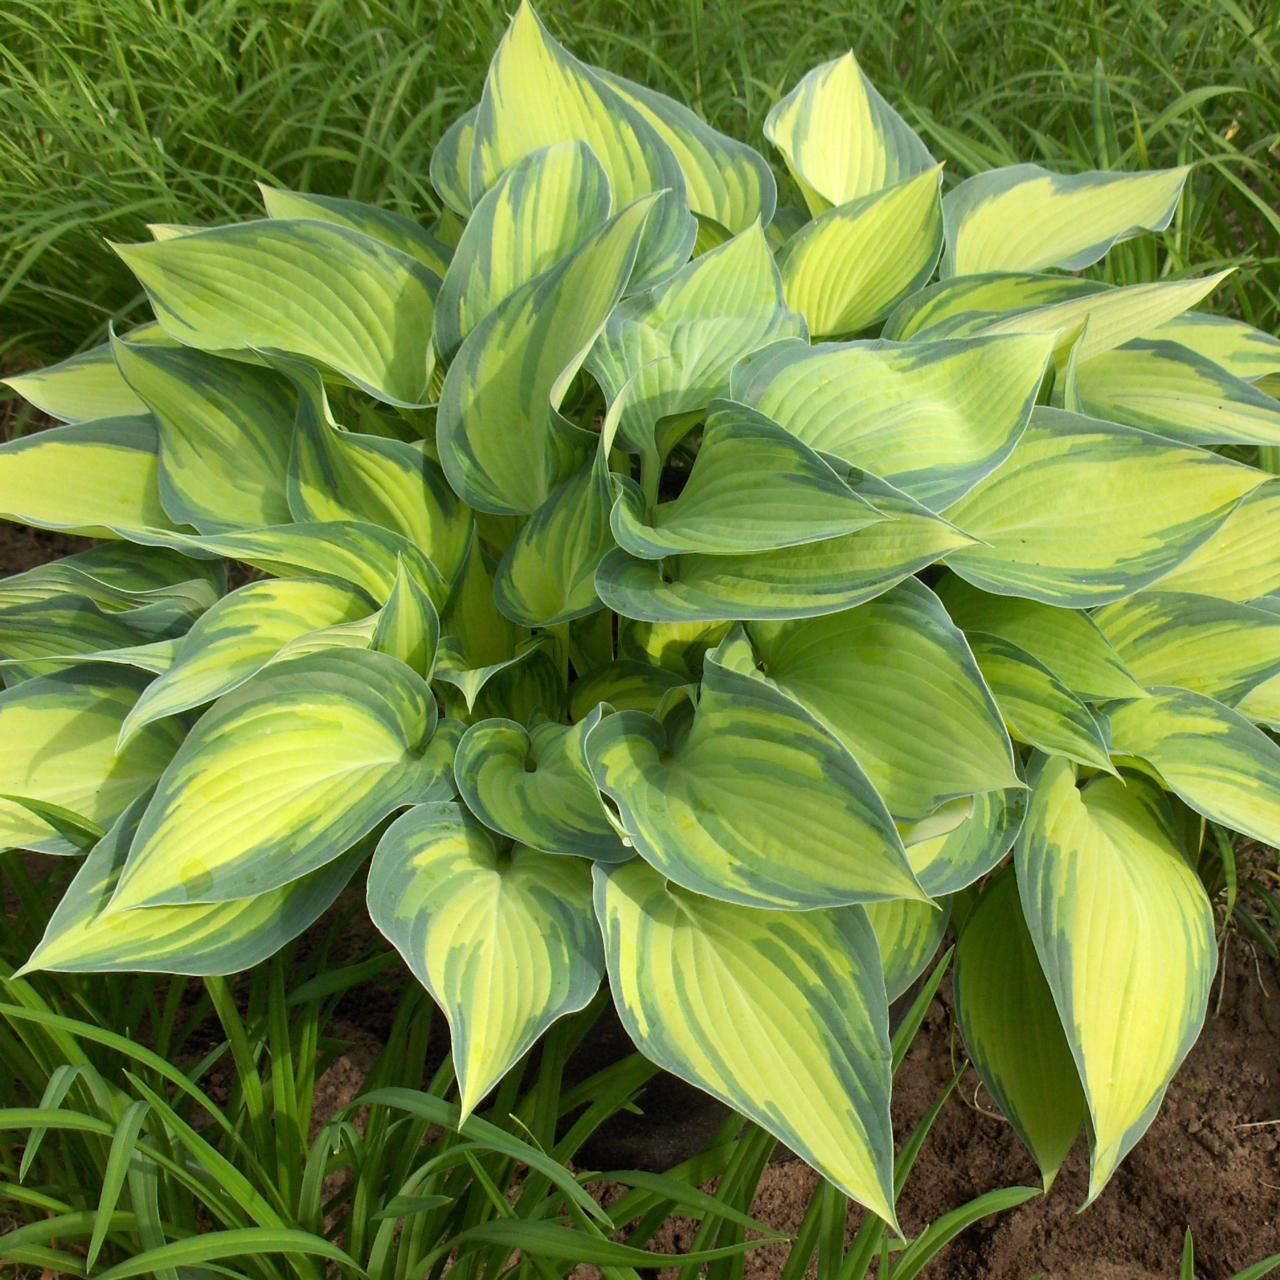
[4,0,1280,1230]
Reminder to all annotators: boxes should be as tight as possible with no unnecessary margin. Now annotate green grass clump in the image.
[0,0,1277,361]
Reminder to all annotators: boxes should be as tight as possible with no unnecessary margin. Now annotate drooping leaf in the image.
[454,718,627,860]
[596,857,898,1227]
[368,802,603,1118]
[1068,340,1280,447]
[1148,311,1280,382]
[954,868,1085,1189]
[1106,689,1280,848]
[1094,593,1280,707]
[20,794,363,975]
[258,183,451,276]
[280,360,472,583]
[739,579,1020,822]
[437,196,655,514]
[944,408,1266,606]
[778,167,943,337]
[1016,759,1215,1202]
[0,418,182,542]
[3,337,150,423]
[115,219,439,406]
[763,51,935,214]
[468,0,695,288]
[116,577,371,745]
[112,333,294,532]
[584,632,924,909]
[597,473,972,622]
[941,164,1188,277]
[1145,482,1280,603]
[865,896,950,1003]
[936,574,1146,701]
[967,632,1115,773]
[108,649,444,909]
[732,332,1052,510]
[0,667,184,850]
[434,141,612,359]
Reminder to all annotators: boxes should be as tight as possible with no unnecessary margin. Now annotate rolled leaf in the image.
[865,896,950,1003]
[954,868,1085,1189]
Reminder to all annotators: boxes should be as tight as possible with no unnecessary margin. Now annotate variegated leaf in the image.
[454,718,627,860]
[596,858,898,1227]
[0,667,184,851]
[586,223,804,470]
[258,183,451,276]
[1068,339,1280,446]
[1016,759,1215,1203]
[437,196,655,514]
[3,335,152,422]
[115,219,439,406]
[943,408,1266,606]
[883,272,1106,343]
[281,360,472,581]
[369,802,603,1118]
[597,69,776,234]
[469,0,694,289]
[936,575,1146,701]
[731,332,1052,510]
[370,558,440,677]
[585,632,924,909]
[0,418,182,542]
[609,405,883,558]
[434,141,612,360]
[431,106,478,215]
[108,649,444,909]
[112,333,294,532]
[1146,482,1280,602]
[20,793,363,975]
[493,450,614,627]
[568,659,687,720]
[1148,311,1280,382]
[967,632,1115,773]
[1106,689,1280,848]
[1095,593,1280,708]
[955,868,1085,1189]
[865,896,950,1002]
[941,164,1188,277]
[902,787,1027,897]
[778,167,943,337]
[116,577,370,744]
[739,579,1019,822]
[763,51,935,214]
[597,473,972,622]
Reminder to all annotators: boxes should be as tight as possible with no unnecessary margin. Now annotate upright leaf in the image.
[763,51,935,214]
[469,0,694,288]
